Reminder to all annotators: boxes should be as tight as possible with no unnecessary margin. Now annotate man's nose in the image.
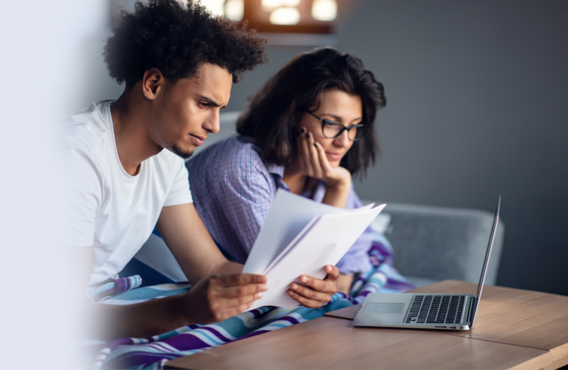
[203,110,221,134]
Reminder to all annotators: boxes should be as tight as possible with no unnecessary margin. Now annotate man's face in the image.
[151,63,232,158]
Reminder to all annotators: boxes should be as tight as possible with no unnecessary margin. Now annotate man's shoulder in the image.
[59,100,115,153]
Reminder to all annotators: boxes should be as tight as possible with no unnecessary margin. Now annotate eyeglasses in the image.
[306,111,366,141]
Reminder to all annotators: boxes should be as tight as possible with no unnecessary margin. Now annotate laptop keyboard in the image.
[404,295,466,324]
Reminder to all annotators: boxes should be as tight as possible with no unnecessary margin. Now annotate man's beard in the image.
[171,144,194,159]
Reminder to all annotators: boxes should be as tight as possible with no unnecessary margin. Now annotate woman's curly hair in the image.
[104,0,268,86]
[237,47,386,178]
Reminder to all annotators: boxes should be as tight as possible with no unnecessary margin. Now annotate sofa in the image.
[133,112,505,288]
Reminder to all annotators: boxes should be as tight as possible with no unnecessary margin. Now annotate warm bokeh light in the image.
[201,0,225,16]
[194,0,345,37]
[224,0,244,21]
[269,6,301,25]
[311,0,337,21]
[262,0,301,10]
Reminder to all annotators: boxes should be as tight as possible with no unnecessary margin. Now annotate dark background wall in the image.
[89,0,568,295]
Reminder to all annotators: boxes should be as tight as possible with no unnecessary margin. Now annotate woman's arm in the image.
[295,130,356,293]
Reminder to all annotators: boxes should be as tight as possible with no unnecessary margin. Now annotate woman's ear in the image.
[141,68,165,100]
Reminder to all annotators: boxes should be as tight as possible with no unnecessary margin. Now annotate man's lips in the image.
[190,134,206,146]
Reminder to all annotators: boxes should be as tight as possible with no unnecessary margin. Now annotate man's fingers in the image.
[210,302,257,323]
[210,293,261,312]
[215,273,267,287]
[216,283,267,299]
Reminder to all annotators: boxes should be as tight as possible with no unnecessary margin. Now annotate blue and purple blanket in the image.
[84,236,414,370]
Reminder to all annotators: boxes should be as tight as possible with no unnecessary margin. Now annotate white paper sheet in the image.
[243,189,386,310]
[243,190,374,275]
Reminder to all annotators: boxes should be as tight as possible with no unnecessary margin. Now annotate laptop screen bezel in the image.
[469,195,501,327]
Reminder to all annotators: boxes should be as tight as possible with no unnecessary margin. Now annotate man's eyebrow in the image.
[197,95,227,108]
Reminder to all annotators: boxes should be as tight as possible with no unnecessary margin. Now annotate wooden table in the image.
[166,280,568,369]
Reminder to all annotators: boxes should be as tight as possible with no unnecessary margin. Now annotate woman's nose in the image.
[333,129,350,146]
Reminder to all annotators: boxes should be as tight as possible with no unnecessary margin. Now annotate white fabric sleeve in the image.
[62,146,103,247]
[163,158,193,207]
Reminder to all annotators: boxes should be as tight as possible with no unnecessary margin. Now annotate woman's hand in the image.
[296,128,352,207]
[287,265,339,308]
[337,274,354,294]
[297,128,351,188]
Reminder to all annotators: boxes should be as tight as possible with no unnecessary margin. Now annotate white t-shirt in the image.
[61,100,193,285]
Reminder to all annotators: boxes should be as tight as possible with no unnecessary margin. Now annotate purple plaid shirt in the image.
[186,135,373,275]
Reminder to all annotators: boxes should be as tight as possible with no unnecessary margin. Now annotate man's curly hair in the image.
[104,0,268,86]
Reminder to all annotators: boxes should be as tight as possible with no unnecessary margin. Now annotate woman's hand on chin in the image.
[296,129,352,189]
[296,128,352,208]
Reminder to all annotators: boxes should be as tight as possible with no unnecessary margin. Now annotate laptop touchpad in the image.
[364,303,405,314]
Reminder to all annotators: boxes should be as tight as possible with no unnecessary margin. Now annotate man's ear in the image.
[141,68,165,100]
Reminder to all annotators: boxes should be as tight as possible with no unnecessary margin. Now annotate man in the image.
[63,0,339,340]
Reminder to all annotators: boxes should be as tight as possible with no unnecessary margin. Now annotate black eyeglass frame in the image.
[305,111,366,141]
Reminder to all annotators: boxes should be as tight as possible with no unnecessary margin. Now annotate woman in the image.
[187,47,389,294]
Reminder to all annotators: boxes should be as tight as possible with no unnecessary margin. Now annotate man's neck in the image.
[111,91,163,176]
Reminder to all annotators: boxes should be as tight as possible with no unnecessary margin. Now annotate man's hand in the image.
[183,273,268,323]
[286,265,339,308]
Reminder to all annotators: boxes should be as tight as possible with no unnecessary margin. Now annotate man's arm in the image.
[155,203,242,282]
[157,203,340,309]
[80,245,267,340]
[79,203,269,340]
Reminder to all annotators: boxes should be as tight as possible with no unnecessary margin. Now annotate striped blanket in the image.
[84,235,414,369]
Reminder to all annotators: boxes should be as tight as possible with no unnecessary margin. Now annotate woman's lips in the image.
[326,152,343,161]
[190,134,205,146]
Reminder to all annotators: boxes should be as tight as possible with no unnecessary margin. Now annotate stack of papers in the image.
[243,190,386,309]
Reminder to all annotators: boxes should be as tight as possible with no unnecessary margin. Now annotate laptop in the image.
[353,196,501,331]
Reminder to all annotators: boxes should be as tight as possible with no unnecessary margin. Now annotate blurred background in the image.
[83,0,568,296]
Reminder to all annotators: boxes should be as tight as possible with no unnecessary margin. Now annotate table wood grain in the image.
[325,280,568,369]
[166,281,568,370]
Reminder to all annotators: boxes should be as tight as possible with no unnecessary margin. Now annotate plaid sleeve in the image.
[187,138,279,264]
[217,162,275,263]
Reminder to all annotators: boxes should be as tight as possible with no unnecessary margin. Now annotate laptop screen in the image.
[471,196,501,325]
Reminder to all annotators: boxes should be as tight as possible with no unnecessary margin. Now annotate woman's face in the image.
[297,89,363,167]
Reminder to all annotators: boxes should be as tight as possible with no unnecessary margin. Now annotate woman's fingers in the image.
[314,141,334,176]
[296,129,325,178]
[286,267,340,308]
[296,128,311,175]
[306,133,323,177]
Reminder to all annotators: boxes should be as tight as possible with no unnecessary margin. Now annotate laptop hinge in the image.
[467,297,477,323]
